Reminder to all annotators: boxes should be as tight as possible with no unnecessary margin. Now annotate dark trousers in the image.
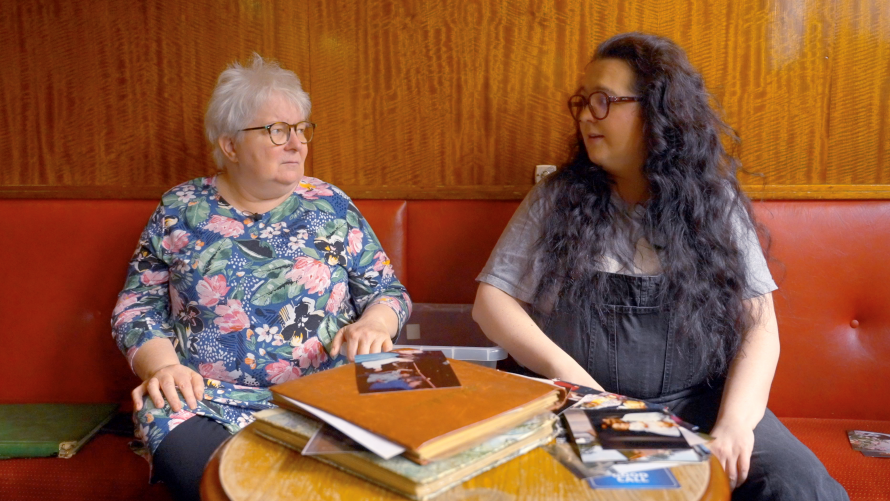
[731,409,849,501]
[543,272,849,501]
[671,394,849,501]
[152,415,233,501]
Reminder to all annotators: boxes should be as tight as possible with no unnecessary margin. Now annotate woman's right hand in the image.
[132,363,205,413]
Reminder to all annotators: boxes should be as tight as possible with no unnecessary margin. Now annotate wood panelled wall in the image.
[1,0,888,200]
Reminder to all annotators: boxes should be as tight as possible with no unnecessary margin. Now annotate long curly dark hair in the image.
[533,32,764,380]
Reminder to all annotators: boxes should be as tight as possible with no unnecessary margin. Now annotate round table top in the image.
[202,424,730,501]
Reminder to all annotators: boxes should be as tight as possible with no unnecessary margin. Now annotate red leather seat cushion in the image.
[0,433,172,501]
[780,418,890,501]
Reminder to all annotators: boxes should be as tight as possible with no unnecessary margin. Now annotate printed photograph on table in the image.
[574,392,652,411]
[846,430,890,457]
[586,410,690,449]
[354,348,461,394]
[563,408,708,464]
[586,468,681,489]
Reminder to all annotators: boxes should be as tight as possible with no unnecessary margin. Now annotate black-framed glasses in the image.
[568,92,642,121]
[241,121,317,145]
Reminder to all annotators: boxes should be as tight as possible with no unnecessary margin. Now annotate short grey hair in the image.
[205,53,311,168]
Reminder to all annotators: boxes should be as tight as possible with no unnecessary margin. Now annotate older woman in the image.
[473,33,846,500]
[112,54,412,501]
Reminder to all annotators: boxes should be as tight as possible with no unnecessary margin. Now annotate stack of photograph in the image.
[247,348,567,500]
[551,385,714,490]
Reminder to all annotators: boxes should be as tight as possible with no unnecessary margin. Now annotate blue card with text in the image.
[586,468,680,489]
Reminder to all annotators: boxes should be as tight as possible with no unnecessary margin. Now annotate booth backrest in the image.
[0,199,407,405]
[1,198,888,420]
[753,201,890,420]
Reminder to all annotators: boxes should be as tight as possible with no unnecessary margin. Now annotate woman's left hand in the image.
[708,419,755,490]
[329,305,398,362]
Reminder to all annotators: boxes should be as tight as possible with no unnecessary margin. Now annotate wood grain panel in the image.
[1,0,888,199]
[0,0,310,191]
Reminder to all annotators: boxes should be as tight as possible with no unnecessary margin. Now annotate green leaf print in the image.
[331,268,346,284]
[162,192,183,208]
[329,219,348,241]
[358,250,374,267]
[314,199,335,213]
[216,207,234,219]
[345,209,359,228]
[234,239,276,260]
[315,292,330,311]
[199,239,233,276]
[364,242,379,252]
[226,390,272,403]
[124,274,141,290]
[269,196,301,224]
[252,276,291,306]
[252,259,293,279]
[186,199,211,228]
[300,246,322,260]
[316,315,341,353]
[232,288,245,301]
[124,328,143,347]
[273,344,293,359]
[286,281,305,298]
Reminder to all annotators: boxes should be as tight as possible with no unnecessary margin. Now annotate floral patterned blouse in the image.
[111,176,412,458]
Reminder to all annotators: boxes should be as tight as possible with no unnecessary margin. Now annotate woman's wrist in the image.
[132,338,181,381]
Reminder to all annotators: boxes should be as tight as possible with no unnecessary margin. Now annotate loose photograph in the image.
[354,348,461,394]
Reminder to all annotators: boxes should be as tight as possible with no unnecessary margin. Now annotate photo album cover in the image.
[354,348,461,394]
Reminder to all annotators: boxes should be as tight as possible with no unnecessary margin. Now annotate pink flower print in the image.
[347,228,363,255]
[295,178,334,200]
[255,324,279,343]
[266,359,302,384]
[196,274,231,307]
[284,257,331,295]
[292,227,309,248]
[326,282,347,313]
[402,291,413,316]
[114,306,152,327]
[199,361,235,382]
[176,188,196,203]
[162,230,190,253]
[112,292,139,316]
[167,409,197,432]
[140,270,169,286]
[213,299,249,333]
[373,296,402,315]
[372,251,394,279]
[293,337,328,370]
[206,215,245,238]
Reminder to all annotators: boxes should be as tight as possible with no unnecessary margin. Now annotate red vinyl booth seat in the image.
[1,198,888,500]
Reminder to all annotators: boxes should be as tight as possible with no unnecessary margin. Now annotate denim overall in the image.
[540,272,849,501]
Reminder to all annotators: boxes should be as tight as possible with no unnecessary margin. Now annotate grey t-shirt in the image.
[476,183,777,304]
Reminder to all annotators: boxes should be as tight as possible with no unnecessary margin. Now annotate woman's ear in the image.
[218,135,238,163]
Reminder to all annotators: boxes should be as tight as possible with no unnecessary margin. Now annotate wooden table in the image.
[202,424,730,501]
